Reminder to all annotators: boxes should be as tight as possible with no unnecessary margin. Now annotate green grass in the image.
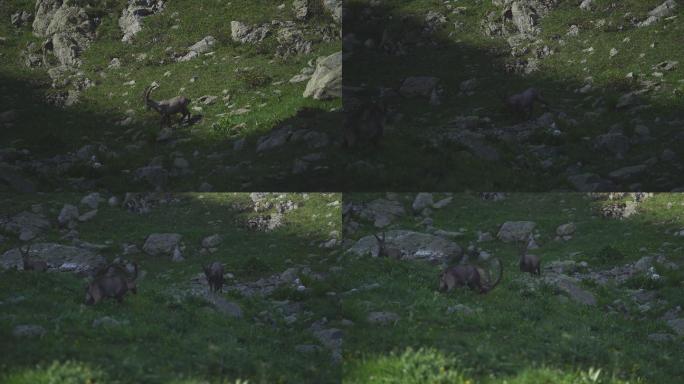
[0,0,342,191]
[0,193,342,383]
[340,193,684,383]
[343,0,684,190]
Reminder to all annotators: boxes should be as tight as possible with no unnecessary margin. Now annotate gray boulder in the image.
[202,234,223,248]
[143,233,182,256]
[119,0,165,43]
[231,21,270,44]
[0,243,106,273]
[12,324,46,338]
[367,311,400,325]
[412,193,434,213]
[348,230,462,264]
[2,211,50,241]
[57,204,79,225]
[399,76,439,98]
[497,221,536,242]
[303,52,342,100]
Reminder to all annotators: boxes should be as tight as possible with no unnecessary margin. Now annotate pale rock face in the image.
[303,51,342,100]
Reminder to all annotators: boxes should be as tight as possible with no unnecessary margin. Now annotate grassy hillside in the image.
[344,0,684,191]
[0,0,342,192]
[0,192,342,383]
[341,193,684,383]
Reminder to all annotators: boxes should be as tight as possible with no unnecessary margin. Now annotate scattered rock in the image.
[80,192,101,209]
[12,324,45,338]
[497,221,536,242]
[231,21,270,44]
[556,223,576,237]
[142,233,182,256]
[399,76,439,98]
[57,204,79,226]
[412,193,434,213]
[367,311,400,325]
[549,276,596,306]
[2,211,50,241]
[348,230,462,264]
[0,243,105,274]
[202,234,223,248]
[666,318,684,336]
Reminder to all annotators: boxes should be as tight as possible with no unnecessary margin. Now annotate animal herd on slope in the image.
[18,245,225,306]
[373,231,542,294]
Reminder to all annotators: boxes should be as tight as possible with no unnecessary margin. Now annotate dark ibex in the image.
[203,262,224,293]
[439,258,503,294]
[505,87,548,119]
[143,86,191,128]
[373,232,402,259]
[20,245,48,272]
[518,237,541,276]
[85,262,138,305]
[343,99,386,148]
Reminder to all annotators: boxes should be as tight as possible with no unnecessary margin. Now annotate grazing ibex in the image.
[85,262,138,305]
[373,232,402,259]
[343,99,386,148]
[143,86,191,128]
[20,245,48,272]
[439,258,503,294]
[203,262,224,293]
[505,87,548,119]
[518,237,541,276]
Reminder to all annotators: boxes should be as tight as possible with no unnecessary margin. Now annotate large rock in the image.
[143,233,182,256]
[357,198,406,228]
[556,223,576,236]
[303,51,342,100]
[367,311,400,325]
[12,324,46,338]
[549,276,597,305]
[348,230,462,264]
[593,133,630,157]
[42,6,97,67]
[134,165,168,189]
[178,35,216,61]
[666,318,684,336]
[399,76,439,98]
[323,0,342,23]
[119,0,165,43]
[497,221,536,242]
[201,234,223,248]
[412,193,434,213]
[231,21,271,44]
[0,165,36,193]
[0,243,106,273]
[32,0,63,37]
[638,0,677,28]
[2,211,50,241]
[57,204,79,225]
[205,295,243,318]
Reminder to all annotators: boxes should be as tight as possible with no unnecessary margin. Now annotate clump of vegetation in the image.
[235,68,272,89]
[593,245,625,266]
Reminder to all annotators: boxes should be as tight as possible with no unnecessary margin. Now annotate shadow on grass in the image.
[0,73,345,192]
[342,1,684,191]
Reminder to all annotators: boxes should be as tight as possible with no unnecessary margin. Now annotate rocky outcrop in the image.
[348,230,463,264]
[303,51,342,100]
[119,0,165,43]
[231,21,271,44]
[0,243,106,274]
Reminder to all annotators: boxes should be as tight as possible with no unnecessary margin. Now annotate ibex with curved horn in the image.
[143,86,191,128]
